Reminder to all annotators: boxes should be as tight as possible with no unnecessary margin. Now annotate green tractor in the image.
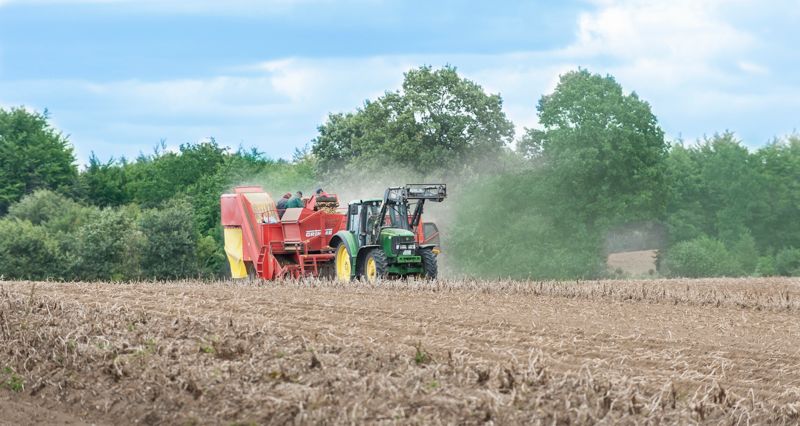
[329,184,446,282]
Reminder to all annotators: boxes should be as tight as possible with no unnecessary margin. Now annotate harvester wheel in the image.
[334,242,353,282]
[420,247,437,279]
[363,249,388,283]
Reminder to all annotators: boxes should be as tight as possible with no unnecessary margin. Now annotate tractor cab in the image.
[347,198,413,246]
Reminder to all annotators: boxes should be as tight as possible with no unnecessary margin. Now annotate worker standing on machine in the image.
[285,191,304,208]
[276,192,292,217]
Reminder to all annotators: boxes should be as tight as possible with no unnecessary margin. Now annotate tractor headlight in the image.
[391,237,416,254]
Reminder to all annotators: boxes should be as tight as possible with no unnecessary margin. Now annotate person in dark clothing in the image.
[276,192,292,210]
[276,192,292,218]
[285,191,304,208]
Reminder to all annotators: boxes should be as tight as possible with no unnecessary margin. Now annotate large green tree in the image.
[0,108,78,214]
[530,69,669,226]
[312,66,514,175]
[451,69,670,279]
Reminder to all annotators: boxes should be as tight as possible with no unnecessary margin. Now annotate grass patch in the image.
[2,367,24,392]
[414,341,432,365]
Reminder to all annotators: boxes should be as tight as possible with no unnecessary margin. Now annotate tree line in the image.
[0,66,798,281]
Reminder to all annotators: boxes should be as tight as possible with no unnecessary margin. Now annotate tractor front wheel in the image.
[420,247,438,279]
[334,242,353,282]
[363,249,389,283]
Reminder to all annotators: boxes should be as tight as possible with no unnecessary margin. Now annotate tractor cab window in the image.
[365,204,382,231]
[386,203,409,229]
[348,204,361,233]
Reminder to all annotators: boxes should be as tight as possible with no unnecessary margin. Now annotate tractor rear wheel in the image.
[420,247,437,279]
[334,242,353,282]
[363,249,389,283]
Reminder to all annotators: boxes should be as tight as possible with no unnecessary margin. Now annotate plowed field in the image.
[2,278,799,424]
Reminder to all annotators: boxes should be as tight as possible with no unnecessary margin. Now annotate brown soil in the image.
[1,277,799,424]
[0,389,93,425]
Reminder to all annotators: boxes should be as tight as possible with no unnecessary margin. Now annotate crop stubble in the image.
[1,277,799,424]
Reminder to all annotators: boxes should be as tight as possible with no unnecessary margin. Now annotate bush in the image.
[140,198,198,280]
[755,255,777,277]
[8,189,98,233]
[0,219,61,280]
[775,247,800,276]
[196,231,226,279]
[661,236,740,278]
[70,207,143,281]
[730,232,759,275]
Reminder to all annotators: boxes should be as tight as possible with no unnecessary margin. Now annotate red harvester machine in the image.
[221,186,346,279]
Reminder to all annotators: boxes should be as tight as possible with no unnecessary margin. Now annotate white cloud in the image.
[563,0,757,88]
[570,0,753,59]
[539,0,800,145]
[738,61,769,75]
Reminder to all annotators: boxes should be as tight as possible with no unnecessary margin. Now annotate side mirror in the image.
[349,204,359,215]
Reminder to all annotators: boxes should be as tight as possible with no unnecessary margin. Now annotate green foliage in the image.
[775,248,800,276]
[413,341,431,365]
[451,69,667,280]
[126,140,228,207]
[78,153,130,207]
[70,207,143,281]
[448,171,606,280]
[0,107,78,214]
[7,189,98,234]
[665,134,798,251]
[2,367,24,392]
[755,256,777,277]
[662,134,800,277]
[730,232,759,276]
[534,69,668,226]
[661,236,740,278]
[0,218,61,280]
[749,137,800,250]
[312,66,514,175]
[196,233,226,279]
[695,134,760,245]
[139,198,198,280]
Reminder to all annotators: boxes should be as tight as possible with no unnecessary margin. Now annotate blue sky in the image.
[0,0,798,165]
